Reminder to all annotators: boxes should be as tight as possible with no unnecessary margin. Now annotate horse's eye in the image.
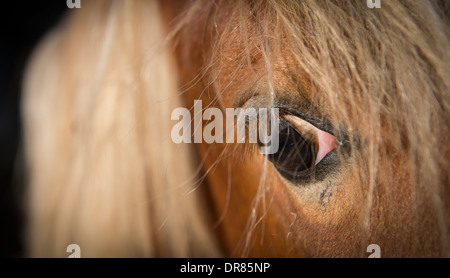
[261,114,337,181]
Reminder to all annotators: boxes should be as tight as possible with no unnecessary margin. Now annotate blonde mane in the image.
[23,0,220,257]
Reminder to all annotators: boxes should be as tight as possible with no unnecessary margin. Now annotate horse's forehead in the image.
[204,20,315,109]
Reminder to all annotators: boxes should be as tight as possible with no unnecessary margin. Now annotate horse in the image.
[21,0,450,257]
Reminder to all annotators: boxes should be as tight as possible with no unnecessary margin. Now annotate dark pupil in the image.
[262,120,317,177]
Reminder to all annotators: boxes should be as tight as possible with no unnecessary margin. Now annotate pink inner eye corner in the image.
[284,115,337,165]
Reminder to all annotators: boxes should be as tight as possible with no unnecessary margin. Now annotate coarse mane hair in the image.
[22,0,450,257]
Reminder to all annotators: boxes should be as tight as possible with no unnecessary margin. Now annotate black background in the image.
[0,0,67,258]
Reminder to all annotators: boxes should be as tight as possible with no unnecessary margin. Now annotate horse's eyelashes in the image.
[260,115,337,183]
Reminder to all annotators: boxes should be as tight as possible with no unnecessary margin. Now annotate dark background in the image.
[0,1,67,257]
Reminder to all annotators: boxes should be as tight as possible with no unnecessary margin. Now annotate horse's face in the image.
[21,0,449,258]
[169,1,449,257]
